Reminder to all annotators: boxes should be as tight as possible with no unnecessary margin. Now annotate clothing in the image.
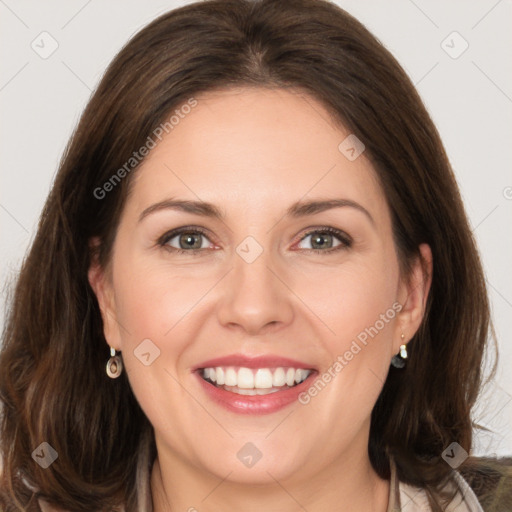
[36,458,505,512]
[387,458,484,512]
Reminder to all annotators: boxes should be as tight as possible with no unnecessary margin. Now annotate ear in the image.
[87,237,122,351]
[394,243,433,351]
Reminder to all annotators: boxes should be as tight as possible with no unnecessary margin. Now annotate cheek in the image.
[111,250,215,342]
[108,256,210,437]
[282,261,400,463]
[293,254,399,347]
[294,254,399,402]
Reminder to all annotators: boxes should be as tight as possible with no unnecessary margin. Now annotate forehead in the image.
[126,86,387,222]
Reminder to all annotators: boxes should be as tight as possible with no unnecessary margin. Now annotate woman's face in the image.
[90,86,429,487]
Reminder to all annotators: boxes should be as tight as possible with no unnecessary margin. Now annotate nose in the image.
[216,246,294,336]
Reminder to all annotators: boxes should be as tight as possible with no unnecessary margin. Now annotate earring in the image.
[391,333,408,369]
[106,347,123,378]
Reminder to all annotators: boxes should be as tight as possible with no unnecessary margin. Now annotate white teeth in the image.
[225,367,237,386]
[235,388,258,395]
[272,367,286,387]
[256,387,279,395]
[203,368,217,382]
[254,369,273,389]
[295,369,308,384]
[215,367,225,385]
[201,366,312,390]
[237,368,254,389]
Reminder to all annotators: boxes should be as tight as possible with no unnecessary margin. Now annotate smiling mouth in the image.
[199,366,314,396]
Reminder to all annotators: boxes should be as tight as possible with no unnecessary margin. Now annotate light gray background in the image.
[1,0,511,456]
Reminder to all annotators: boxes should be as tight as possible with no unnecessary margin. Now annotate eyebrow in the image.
[139,199,224,223]
[287,198,374,225]
[138,198,374,225]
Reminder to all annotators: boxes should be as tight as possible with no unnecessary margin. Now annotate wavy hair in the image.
[0,0,493,510]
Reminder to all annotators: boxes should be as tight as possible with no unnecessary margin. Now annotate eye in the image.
[295,227,352,252]
[157,226,352,255]
[158,227,215,254]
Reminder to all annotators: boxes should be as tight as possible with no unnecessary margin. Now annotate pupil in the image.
[312,233,332,249]
[180,233,201,249]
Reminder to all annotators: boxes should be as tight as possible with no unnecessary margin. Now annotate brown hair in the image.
[0,0,493,510]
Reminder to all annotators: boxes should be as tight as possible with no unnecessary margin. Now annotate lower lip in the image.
[194,371,317,415]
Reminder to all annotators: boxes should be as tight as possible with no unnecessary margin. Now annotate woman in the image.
[0,0,510,510]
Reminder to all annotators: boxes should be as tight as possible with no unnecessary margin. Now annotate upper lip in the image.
[193,354,317,371]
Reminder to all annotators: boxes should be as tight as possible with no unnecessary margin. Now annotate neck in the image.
[150,442,390,512]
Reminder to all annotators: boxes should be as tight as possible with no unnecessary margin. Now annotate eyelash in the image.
[157,226,353,255]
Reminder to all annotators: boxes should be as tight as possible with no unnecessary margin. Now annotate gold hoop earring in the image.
[106,347,123,378]
[391,333,408,369]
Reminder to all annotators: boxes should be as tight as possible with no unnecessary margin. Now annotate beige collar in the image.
[37,458,485,512]
[387,458,484,512]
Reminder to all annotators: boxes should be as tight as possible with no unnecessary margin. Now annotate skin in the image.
[89,86,432,512]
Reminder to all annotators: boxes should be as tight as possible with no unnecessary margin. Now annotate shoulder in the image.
[459,456,512,512]
[397,456,512,512]
[34,456,512,512]
[398,474,483,512]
